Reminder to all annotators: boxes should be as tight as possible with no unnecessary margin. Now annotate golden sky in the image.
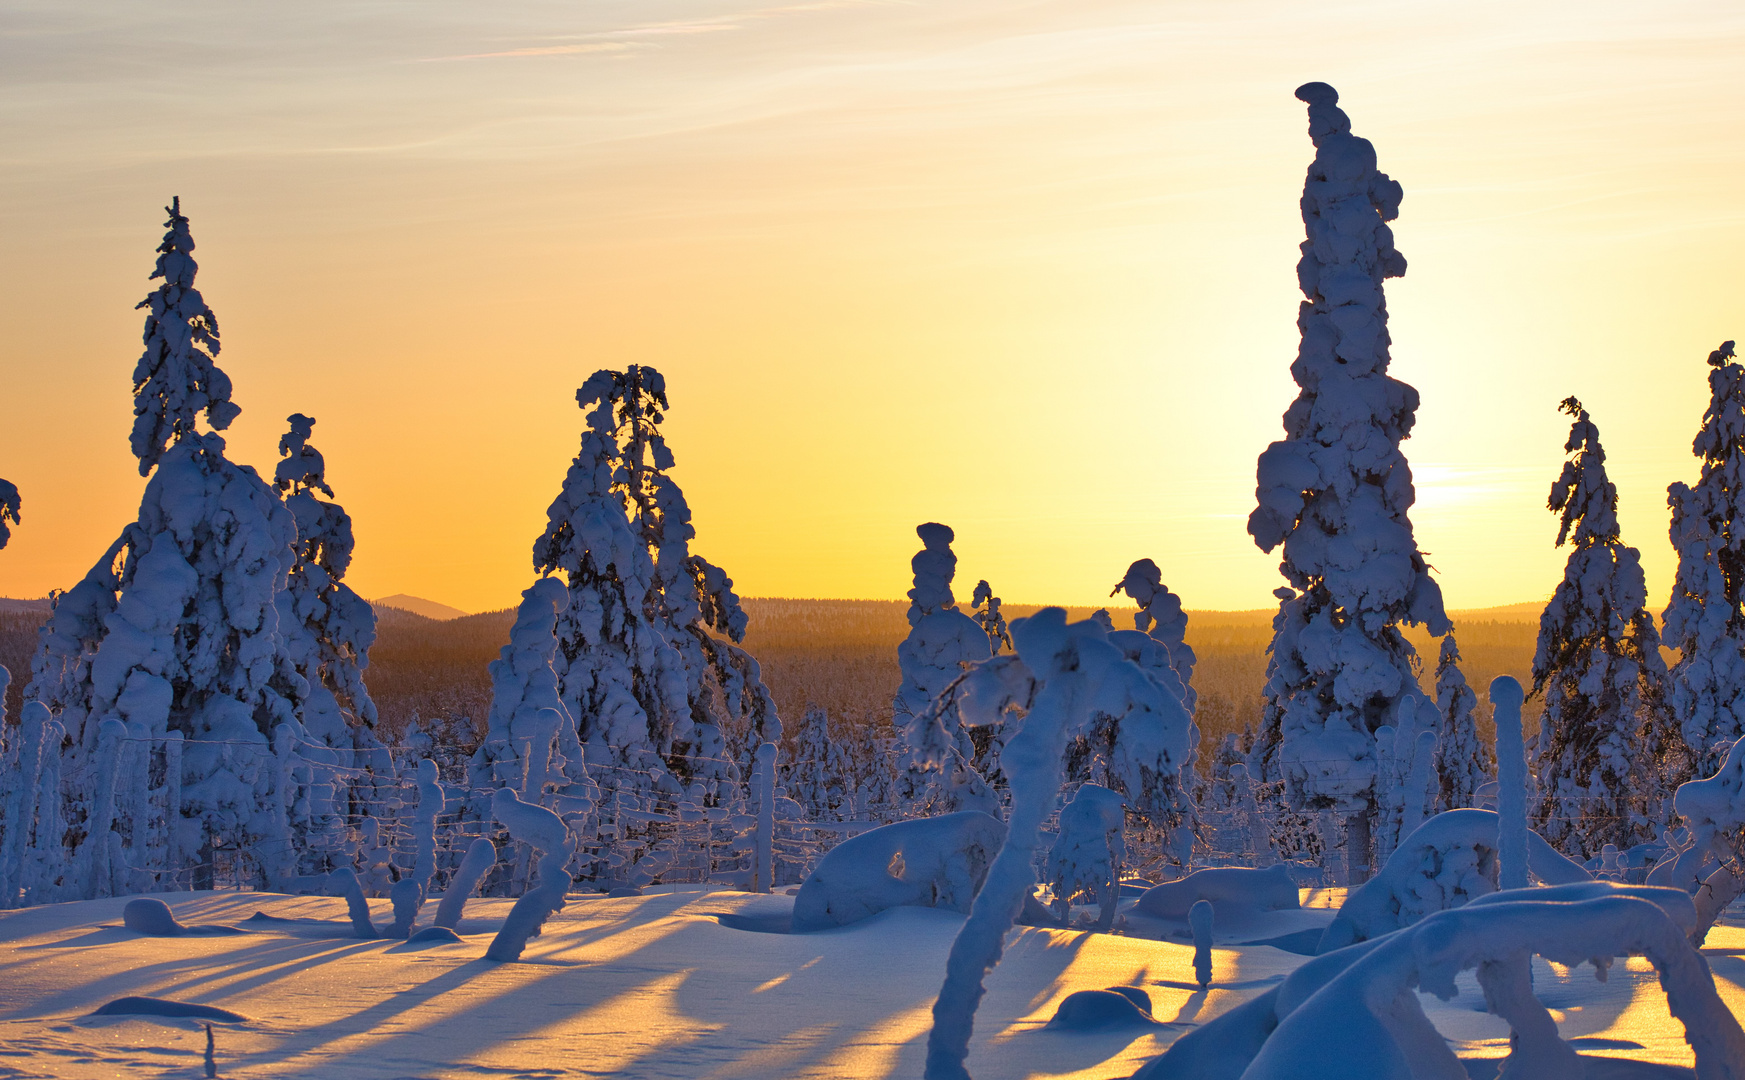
[1,1,1742,615]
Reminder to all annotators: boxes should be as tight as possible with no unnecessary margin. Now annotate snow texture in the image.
[1248,84,1449,839]
[1533,397,1678,858]
[128,198,239,476]
[791,811,1005,931]
[1666,342,1745,776]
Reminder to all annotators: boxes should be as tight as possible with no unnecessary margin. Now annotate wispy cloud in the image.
[422,0,899,62]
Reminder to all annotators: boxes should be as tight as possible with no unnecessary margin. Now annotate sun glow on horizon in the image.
[0,1,1740,617]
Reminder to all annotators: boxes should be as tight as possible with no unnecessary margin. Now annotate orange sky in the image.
[1,1,1742,615]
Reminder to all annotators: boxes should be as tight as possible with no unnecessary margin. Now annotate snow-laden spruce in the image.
[1532,397,1678,858]
[1045,783,1125,929]
[892,523,996,814]
[1246,85,1449,877]
[784,704,847,821]
[0,478,18,550]
[26,200,306,898]
[128,197,240,476]
[1433,632,1490,809]
[1666,341,1745,777]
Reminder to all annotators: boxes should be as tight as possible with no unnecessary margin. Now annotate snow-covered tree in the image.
[785,704,845,820]
[1531,397,1677,858]
[534,366,778,820]
[274,415,379,749]
[0,478,18,550]
[1111,559,1197,713]
[1245,84,1449,877]
[28,198,305,895]
[1665,341,1745,776]
[892,523,996,814]
[1433,633,1490,809]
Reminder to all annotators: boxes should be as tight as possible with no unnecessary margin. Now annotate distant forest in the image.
[3,597,1548,768]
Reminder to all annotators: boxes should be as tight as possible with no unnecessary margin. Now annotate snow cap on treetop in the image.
[1709,341,1738,368]
[1550,397,1620,547]
[0,478,18,550]
[129,197,240,476]
[275,414,331,496]
[909,523,958,614]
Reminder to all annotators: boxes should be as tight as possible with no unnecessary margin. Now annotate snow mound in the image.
[1318,809,1594,952]
[1133,864,1298,921]
[121,898,244,937]
[88,997,247,1023]
[405,926,465,944]
[793,811,1005,931]
[1045,988,1160,1031]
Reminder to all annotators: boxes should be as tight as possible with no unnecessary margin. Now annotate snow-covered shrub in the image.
[1133,864,1299,921]
[784,704,845,821]
[1433,633,1490,809]
[1666,341,1745,777]
[1245,85,1449,880]
[1045,783,1124,929]
[792,810,1005,931]
[926,608,1190,1080]
[893,523,995,814]
[1532,397,1679,858]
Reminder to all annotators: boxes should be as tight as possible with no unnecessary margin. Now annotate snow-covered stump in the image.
[486,788,578,963]
[388,760,444,938]
[77,719,126,900]
[1190,899,1214,990]
[750,742,776,893]
[1493,676,1530,891]
[329,868,377,939]
[434,837,496,930]
[0,701,50,908]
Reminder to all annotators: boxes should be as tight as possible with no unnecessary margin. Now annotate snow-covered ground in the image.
[1,887,1740,1079]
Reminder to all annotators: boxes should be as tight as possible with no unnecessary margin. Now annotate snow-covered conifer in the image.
[1665,341,1745,776]
[1046,784,1125,930]
[1433,633,1490,809]
[274,414,378,747]
[0,478,18,550]
[1112,559,1196,713]
[893,523,995,813]
[26,200,304,895]
[1246,84,1449,877]
[971,581,1010,655]
[785,705,843,820]
[1531,397,1676,857]
[128,197,240,476]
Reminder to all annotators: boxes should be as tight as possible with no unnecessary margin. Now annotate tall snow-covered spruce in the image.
[26,198,305,895]
[533,366,778,837]
[1433,633,1490,810]
[1665,341,1745,776]
[1246,84,1448,877]
[1531,397,1676,857]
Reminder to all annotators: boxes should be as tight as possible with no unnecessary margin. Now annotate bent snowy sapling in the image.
[486,788,577,962]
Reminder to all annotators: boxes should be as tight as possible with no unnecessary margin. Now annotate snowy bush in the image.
[1666,341,1745,777]
[1532,396,1680,858]
[1045,783,1124,929]
[791,810,1005,931]
[1245,85,1449,882]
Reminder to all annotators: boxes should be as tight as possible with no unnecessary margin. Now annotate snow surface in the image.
[3,886,1744,1079]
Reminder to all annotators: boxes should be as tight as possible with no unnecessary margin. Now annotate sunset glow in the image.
[2,1,1741,613]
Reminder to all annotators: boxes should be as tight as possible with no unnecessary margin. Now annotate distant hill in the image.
[373,594,469,621]
[0,598,50,614]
